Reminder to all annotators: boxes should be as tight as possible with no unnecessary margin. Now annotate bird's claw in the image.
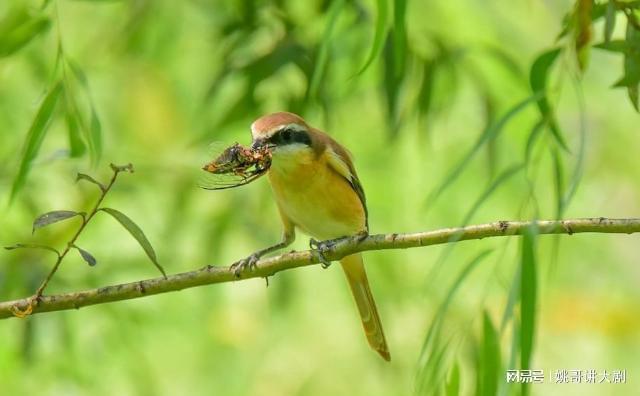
[309,238,334,269]
[231,253,260,277]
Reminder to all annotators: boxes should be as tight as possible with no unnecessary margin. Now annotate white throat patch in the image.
[270,143,313,173]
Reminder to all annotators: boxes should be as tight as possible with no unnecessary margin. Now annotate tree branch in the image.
[1,217,638,320]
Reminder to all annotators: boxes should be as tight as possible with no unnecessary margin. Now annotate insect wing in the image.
[198,169,265,190]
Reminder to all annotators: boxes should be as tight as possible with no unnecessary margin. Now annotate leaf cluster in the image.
[5,164,165,302]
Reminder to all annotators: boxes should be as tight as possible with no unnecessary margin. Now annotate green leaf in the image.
[424,163,523,286]
[461,164,524,225]
[416,250,492,393]
[100,208,166,278]
[4,243,60,257]
[89,107,103,164]
[445,362,460,396]
[604,1,616,43]
[10,82,63,203]
[32,210,83,233]
[392,0,407,77]
[480,311,500,396]
[426,94,540,206]
[500,264,521,333]
[520,226,537,380]
[562,80,587,212]
[590,2,608,21]
[593,40,628,53]
[628,84,639,111]
[501,320,520,396]
[524,119,545,164]
[355,0,389,75]
[76,172,106,191]
[551,147,565,218]
[623,21,640,111]
[382,31,402,133]
[67,57,89,87]
[417,59,436,120]
[73,245,97,266]
[529,48,568,151]
[67,57,103,163]
[416,336,454,396]
[308,0,345,101]
[0,7,51,58]
[64,93,87,158]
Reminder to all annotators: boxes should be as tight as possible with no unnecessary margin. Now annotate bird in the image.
[234,111,390,361]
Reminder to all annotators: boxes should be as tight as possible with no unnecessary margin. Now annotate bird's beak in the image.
[251,138,266,150]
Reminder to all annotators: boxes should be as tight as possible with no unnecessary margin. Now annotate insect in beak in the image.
[199,142,273,190]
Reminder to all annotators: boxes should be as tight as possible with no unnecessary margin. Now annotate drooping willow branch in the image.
[0,217,638,320]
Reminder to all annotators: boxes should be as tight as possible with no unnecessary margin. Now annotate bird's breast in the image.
[267,148,366,240]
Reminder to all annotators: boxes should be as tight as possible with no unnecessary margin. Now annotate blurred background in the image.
[0,0,639,395]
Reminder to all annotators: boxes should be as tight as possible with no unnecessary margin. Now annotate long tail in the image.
[340,253,390,361]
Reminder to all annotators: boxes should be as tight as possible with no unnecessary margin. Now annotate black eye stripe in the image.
[269,128,311,146]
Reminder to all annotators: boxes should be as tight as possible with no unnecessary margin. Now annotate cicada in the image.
[199,142,273,190]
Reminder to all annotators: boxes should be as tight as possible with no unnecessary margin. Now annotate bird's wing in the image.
[325,143,369,229]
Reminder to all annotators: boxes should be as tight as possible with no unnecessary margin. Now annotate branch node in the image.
[562,221,574,235]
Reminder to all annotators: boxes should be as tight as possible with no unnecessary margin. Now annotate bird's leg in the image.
[309,231,368,269]
[231,232,295,277]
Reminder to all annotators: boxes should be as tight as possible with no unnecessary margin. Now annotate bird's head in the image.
[250,112,313,158]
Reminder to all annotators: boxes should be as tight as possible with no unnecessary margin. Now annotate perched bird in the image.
[237,111,390,361]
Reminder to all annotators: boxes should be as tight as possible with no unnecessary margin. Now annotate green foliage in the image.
[519,227,537,396]
[5,164,164,298]
[4,243,60,257]
[426,95,540,208]
[415,250,492,395]
[10,82,63,203]
[73,245,97,266]
[1,0,639,395]
[308,0,345,101]
[619,21,640,110]
[479,312,500,396]
[445,362,461,396]
[100,207,166,278]
[356,0,389,75]
[32,210,84,233]
[529,48,567,151]
[0,4,51,58]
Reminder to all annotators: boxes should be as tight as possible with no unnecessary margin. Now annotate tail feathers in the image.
[340,254,390,361]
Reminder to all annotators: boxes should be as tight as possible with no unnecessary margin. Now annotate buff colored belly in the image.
[267,152,366,240]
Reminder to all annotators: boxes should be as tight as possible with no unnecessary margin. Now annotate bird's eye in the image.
[280,129,292,142]
[280,129,293,143]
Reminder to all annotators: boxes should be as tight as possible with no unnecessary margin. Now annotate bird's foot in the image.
[310,232,369,269]
[309,238,333,269]
[231,253,261,277]
[309,235,353,268]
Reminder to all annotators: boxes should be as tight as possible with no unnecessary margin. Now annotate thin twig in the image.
[33,164,131,298]
[8,164,134,318]
[0,217,638,320]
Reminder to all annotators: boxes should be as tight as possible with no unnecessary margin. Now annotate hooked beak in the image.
[251,138,276,151]
[251,138,266,150]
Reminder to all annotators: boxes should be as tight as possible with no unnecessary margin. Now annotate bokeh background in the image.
[1,0,639,395]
